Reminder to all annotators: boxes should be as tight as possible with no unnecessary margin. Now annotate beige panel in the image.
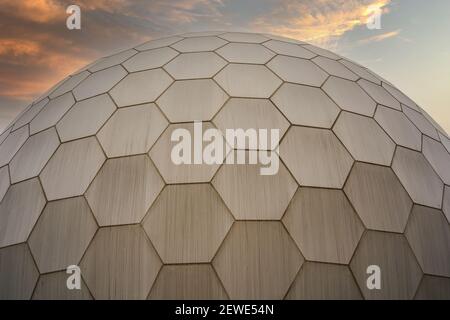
[182,31,225,37]
[302,44,341,60]
[358,79,401,110]
[12,98,49,131]
[267,56,327,86]
[40,137,105,200]
[28,197,97,273]
[213,221,304,299]
[144,184,233,263]
[57,94,116,142]
[123,47,178,72]
[382,82,420,112]
[219,32,268,43]
[422,135,450,184]
[212,154,298,220]
[217,43,275,64]
[0,166,9,202]
[263,34,306,44]
[345,163,412,233]
[0,244,39,300]
[165,52,227,80]
[340,59,381,84]
[415,276,450,300]
[312,57,358,81]
[88,49,137,73]
[280,127,353,188]
[439,132,450,153]
[148,265,228,300]
[350,231,422,300]
[0,126,11,144]
[32,271,92,300]
[392,147,443,209]
[0,125,29,167]
[158,79,228,122]
[0,179,46,248]
[443,186,450,223]
[86,155,164,226]
[214,64,282,98]
[135,36,183,51]
[403,106,440,140]
[80,225,162,300]
[263,40,315,59]
[286,262,362,300]
[97,104,168,157]
[10,127,59,183]
[405,206,450,277]
[49,71,90,99]
[171,36,227,52]
[333,112,395,166]
[323,77,377,116]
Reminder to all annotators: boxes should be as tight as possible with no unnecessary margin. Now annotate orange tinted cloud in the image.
[0,0,63,23]
[358,29,401,44]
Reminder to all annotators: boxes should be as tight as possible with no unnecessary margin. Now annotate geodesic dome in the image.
[0,31,449,300]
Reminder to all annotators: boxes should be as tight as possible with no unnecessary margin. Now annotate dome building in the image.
[0,31,449,300]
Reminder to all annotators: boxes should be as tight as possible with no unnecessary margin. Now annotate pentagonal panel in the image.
[49,71,90,99]
[267,56,327,86]
[374,106,422,151]
[28,197,97,273]
[144,184,233,264]
[350,231,422,300]
[271,83,339,128]
[333,112,395,166]
[340,59,381,84]
[280,127,353,188]
[123,47,178,72]
[213,98,289,150]
[148,265,228,300]
[40,137,105,200]
[323,77,377,116]
[0,125,28,167]
[358,79,401,110]
[157,79,228,122]
[11,98,49,131]
[382,82,420,112]
[80,225,161,300]
[402,106,440,140]
[0,166,9,202]
[0,179,45,248]
[217,43,274,64]
[213,221,304,299]
[219,32,268,43]
[10,128,59,183]
[415,276,450,300]
[263,40,315,59]
[110,69,172,107]
[86,155,164,226]
[32,271,92,300]
[302,44,341,60]
[0,244,39,300]
[149,122,223,183]
[392,147,443,209]
[444,186,450,223]
[164,52,227,80]
[212,154,298,220]
[283,188,364,264]
[73,65,127,101]
[405,206,450,277]
[214,64,281,98]
[344,163,412,233]
[171,36,227,52]
[286,262,362,300]
[97,104,168,157]
[312,57,358,81]
[89,49,137,73]
[135,36,183,51]
[422,135,450,184]
[56,94,116,142]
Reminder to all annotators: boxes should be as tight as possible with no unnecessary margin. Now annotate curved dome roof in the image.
[0,32,449,300]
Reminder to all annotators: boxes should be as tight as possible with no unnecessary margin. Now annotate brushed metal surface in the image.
[0,165,10,203]
[422,135,450,184]
[263,40,314,59]
[219,32,268,43]
[12,98,49,130]
[49,71,89,99]
[268,55,327,86]
[415,276,450,300]
[403,105,440,140]
[0,125,29,167]
[357,79,401,110]
[165,52,227,80]
[89,49,137,73]
[32,271,92,300]
[124,47,178,72]
[218,43,275,64]
[313,56,358,81]
[172,36,227,53]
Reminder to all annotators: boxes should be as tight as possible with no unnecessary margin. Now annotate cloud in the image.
[358,29,401,44]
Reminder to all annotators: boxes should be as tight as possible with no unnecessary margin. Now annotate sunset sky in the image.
[0,0,449,132]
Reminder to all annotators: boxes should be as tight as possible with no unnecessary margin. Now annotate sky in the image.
[0,0,449,133]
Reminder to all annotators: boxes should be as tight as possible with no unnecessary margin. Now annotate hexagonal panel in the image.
[345,163,413,233]
[392,147,443,209]
[350,231,422,300]
[0,126,11,144]
[183,31,225,37]
[135,36,183,51]
[403,106,440,140]
[40,137,105,201]
[123,47,178,73]
[212,153,298,220]
[0,166,9,203]
[340,59,381,84]
[165,52,227,80]
[213,221,304,299]
[157,79,228,122]
[444,186,450,223]
[382,82,420,112]
[97,104,168,157]
[10,127,59,183]
[415,276,450,300]
[32,271,92,300]
[11,98,49,131]
[217,43,275,64]
[439,132,450,153]
[73,65,127,101]
[333,112,395,166]
[214,64,281,98]
[283,188,364,264]
[80,225,162,300]
[56,94,116,142]
[422,135,450,184]
[213,98,289,150]
[110,69,172,107]
[28,197,97,273]
[263,40,315,59]
[0,244,39,300]
[86,155,164,226]
[49,71,90,99]
[0,179,45,248]
[280,127,353,188]
[405,206,450,277]
[219,32,268,43]
[271,83,339,128]
[374,106,422,151]
[267,56,327,86]
[0,125,28,167]
[144,184,233,264]
[323,77,377,116]
[312,57,358,81]
[358,79,401,110]
[89,49,137,72]
[171,36,227,52]
[302,44,341,60]
[286,262,362,300]
[148,265,228,300]
[263,34,306,44]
